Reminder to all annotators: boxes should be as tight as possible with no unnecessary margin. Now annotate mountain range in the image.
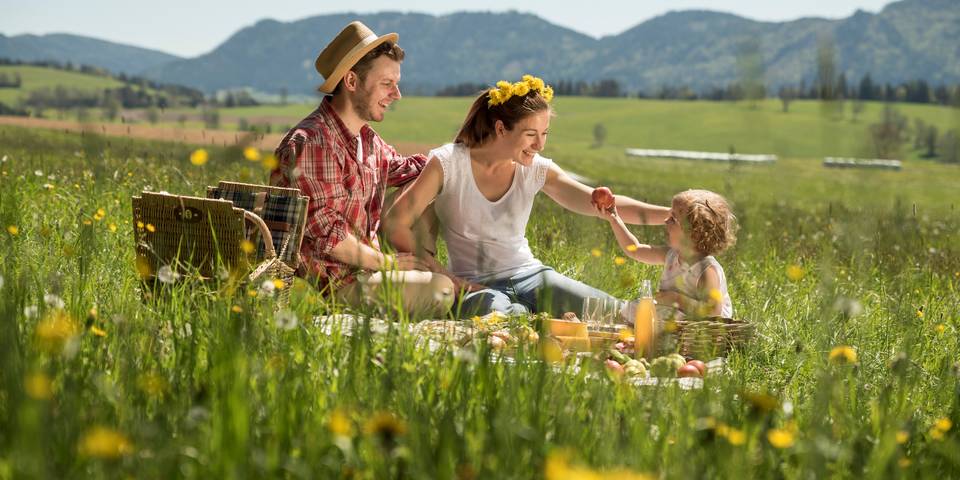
[2,0,958,95]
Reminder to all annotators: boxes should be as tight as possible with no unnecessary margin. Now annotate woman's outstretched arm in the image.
[540,163,669,225]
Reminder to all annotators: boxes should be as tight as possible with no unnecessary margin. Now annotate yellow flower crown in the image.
[487,75,554,107]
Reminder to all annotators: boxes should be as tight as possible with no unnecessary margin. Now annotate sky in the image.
[1,0,896,58]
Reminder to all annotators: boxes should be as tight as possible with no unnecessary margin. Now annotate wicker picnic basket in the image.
[206,181,308,304]
[656,316,754,359]
[132,191,294,303]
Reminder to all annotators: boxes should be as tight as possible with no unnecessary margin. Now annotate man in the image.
[270,21,453,315]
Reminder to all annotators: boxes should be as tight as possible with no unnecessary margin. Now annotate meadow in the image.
[0,96,958,478]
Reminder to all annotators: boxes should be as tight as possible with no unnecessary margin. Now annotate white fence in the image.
[625,148,777,163]
[823,157,902,170]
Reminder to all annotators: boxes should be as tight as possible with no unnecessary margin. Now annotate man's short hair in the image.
[329,42,405,95]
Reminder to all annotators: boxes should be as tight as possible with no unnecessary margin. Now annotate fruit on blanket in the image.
[624,359,648,378]
[650,354,686,378]
[686,360,707,376]
[591,187,615,210]
[605,359,625,375]
[677,364,702,378]
[488,335,506,351]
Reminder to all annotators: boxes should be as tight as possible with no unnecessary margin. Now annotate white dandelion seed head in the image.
[274,309,298,330]
[833,297,864,318]
[1,155,7,162]
[43,293,65,310]
[216,266,230,281]
[34,170,43,177]
[0,274,4,290]
[157,265,180,284]
[259,279,277,296]
[24,305,39,319]
[47,174,55,181]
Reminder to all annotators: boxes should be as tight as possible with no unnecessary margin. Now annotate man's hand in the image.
[385,252,430,271]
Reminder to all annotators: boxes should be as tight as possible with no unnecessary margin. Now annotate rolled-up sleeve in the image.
[381,141,427,187]
[277,135,349,256]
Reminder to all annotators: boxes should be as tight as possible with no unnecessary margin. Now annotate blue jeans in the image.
[457,266,616,318]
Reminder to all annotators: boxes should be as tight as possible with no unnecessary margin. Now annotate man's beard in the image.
[351,87,378,122]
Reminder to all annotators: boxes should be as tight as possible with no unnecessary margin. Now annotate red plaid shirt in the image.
[270,97,426,285]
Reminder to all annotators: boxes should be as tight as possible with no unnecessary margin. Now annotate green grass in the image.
[0,97,958,479]
[0,66,127,105]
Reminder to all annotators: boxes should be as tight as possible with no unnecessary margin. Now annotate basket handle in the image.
[243,210,276,259]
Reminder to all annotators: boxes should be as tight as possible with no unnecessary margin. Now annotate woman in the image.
[384,75,669,317]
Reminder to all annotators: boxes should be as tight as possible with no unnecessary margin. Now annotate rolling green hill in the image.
[0,65,127,105]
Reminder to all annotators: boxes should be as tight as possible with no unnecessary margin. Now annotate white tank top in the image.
[429,143,552,283]
[659,249,733,317]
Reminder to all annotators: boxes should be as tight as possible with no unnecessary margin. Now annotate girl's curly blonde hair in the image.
[673,189,738,256]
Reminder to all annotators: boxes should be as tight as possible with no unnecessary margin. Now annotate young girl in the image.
[601,189,737,318]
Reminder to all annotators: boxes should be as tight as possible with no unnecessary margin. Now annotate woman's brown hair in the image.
[454,88,553,148]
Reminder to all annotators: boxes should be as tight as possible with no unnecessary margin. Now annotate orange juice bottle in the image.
[634,280,657,359]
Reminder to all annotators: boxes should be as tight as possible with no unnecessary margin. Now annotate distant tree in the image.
[923,125,938,158]
[102,95,120,121]
[202,108,220,129]
[851,98,865,122]
[778,86,796,112]
[594,79,621,98]
[939,130,959,164]
[146,107,160,124]
[913,118,926,150]
[869,105,907,159]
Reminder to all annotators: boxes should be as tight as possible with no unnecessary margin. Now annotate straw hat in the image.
[315,21,399,94]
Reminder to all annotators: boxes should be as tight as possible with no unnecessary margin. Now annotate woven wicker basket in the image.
[132,191,294,304]
[656,317,754,359]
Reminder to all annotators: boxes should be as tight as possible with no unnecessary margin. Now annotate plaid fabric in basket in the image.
[206,182,308,268]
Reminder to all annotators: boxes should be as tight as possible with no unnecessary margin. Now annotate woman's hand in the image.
[421,253,486,297]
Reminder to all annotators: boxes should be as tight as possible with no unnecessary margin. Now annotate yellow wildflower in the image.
[243,147,261,161]
[272,279,286,290]
[727,428,747,446]
[828,345,858,365]
[89,325,107,337]
[261,155,279,170]
[898,457,912,468]
[137,373,168,397]
[709,288,723,303]
[512,81,530,97]
[590,248,602,257]
[108,223,118,233]
[626,244,638,252]
[231,305,243,313]
[7,225,18,235]
[895,430,909,444]
[930,427,944,441]
[189,149,208,166]
[786,264,804,281]
[542,86,554,102]
[767,428,795,449]
[35,310,80,354]
[364,411,407,442]
[240,239,255,254]
[78,426,134,459]
[614,256,626,266]
[146,223,155,233]
[24,372,54,400]
[328,408,353,437]
[935,417,952,432]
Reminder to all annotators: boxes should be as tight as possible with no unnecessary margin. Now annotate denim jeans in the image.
[456,266,616,318]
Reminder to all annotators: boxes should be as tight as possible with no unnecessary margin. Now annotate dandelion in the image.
[915,308,924,319]
[898,457,912,468]
[146,223,156,233]
[895,430,909,444]
[6,225,18,236]
[108,223,117,233]
[829,345,858,365]
[767,428,795,449]
[328,409,353,437]
[614,256,626,266]
[94,208,106,221]
[231,305,243,313]
[272,278,286,290]
[936,324,946,334]
[78,426,134,459]
[364,411,407,444]
[590,248,602,257]
[930,427,945,441]
[935,417,952,432]
[709,288,723,303]
[258,279,276,296]
[24,305,39,319]
[786,264,804,281]
[626,244,638,252]
[136,221,144,230]
[274,309,298,330]
[44,293,65,309]
[262,155,279,170]
[247,289,258,297]
[24,372,53,400]
[157,265,180,284]
[189,149,209,166]
[35,310,80,354]
[89,325,107,337]
[726,428,747,446]
[833,297,864,317]
[243,147,261,161]
[34,169,43,176]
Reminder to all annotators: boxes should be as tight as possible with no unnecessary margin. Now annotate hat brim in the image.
[317,32,399,94]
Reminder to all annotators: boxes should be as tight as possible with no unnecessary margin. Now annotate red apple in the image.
[605,359,625,375]
[685,360,707,376]
[677,364,702,378]
[591,187,615,210]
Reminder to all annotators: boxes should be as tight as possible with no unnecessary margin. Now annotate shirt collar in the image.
[320,96,372,145]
